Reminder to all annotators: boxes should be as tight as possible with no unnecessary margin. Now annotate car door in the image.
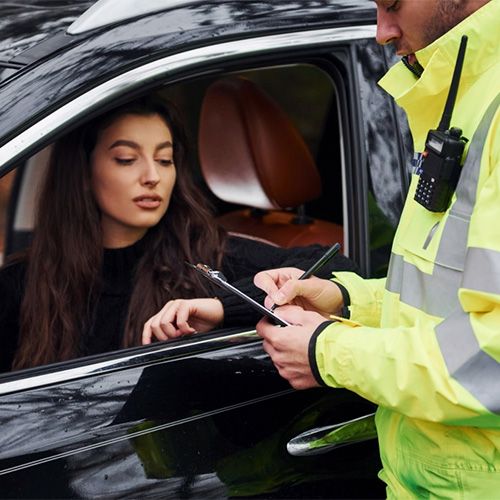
[0,329,382,498]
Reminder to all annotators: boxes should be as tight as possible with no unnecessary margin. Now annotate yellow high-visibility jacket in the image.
[310,1,500,496]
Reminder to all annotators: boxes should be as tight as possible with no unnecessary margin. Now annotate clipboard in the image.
[186,262,291,327]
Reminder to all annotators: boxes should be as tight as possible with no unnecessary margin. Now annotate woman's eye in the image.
[157,159,173,167]
[115,157,135,165]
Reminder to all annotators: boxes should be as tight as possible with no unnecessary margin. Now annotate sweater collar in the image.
[102,234,148,291]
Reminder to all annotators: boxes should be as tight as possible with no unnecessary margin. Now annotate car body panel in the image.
[0,331,380,498]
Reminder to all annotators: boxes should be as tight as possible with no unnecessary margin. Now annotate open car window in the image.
[0,35,407,381]
[1,59,351,376]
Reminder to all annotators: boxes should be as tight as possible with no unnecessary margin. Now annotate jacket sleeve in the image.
[331,272,385,327]
[310,115,500,428]
[217,237,359,327]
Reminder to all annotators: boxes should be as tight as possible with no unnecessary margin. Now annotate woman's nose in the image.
[376,9,401,46]
[140,159,161,187]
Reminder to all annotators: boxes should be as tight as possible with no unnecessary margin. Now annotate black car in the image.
[0,1,411,498]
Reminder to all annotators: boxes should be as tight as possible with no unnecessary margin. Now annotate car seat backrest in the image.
[198,76,343,247]
[5,146,51,257]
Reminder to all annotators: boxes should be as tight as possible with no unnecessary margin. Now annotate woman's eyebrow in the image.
[109,139,139,150]
[155,141,173,151]
[108,140,172,151]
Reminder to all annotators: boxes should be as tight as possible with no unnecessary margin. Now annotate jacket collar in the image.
[378,0,499,148]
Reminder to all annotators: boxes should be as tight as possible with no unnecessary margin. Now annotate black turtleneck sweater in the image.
[0,236,357,372]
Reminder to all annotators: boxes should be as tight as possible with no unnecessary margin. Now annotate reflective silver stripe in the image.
[434,211,469,271]
[423,221,440,250]
[436,311,500,413]
[462,247,500,296]
[386,254,461,317]
[387,246,500,315]
[436,95,500,413]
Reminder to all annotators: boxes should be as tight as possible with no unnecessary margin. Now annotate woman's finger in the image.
[142,318,153,345]
[174,302,196,334]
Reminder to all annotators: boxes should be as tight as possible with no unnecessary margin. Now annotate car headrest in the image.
[198,76,322,210]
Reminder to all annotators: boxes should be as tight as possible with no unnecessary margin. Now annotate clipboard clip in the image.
[185,262,228,282]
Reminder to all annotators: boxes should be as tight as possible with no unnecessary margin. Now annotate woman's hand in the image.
[254,267,344,318]
[142,298,224,344]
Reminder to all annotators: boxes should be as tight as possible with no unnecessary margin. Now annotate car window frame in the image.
[0,26,376,175]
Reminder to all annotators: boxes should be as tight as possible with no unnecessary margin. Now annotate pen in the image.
[269,242,341,311]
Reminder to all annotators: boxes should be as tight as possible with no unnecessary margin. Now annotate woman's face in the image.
[90,112,177,248]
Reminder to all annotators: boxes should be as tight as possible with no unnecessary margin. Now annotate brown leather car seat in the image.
[198,76,343,248]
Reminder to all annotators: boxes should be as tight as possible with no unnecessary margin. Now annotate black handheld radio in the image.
[414,35,469,212]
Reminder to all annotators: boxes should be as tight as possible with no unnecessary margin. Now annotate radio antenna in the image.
[438,35,468,131]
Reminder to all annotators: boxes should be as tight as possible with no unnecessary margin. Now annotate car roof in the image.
[0,1,93,61]
[0,0,376,169]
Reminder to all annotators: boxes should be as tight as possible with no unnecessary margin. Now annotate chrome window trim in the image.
[0,25,375,172]
[0,330,260,396]
[337,91,349,257]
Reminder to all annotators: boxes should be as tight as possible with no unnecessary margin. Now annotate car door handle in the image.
[287,412,377,456]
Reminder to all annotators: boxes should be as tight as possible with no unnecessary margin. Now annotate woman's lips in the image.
[133,195,162,209]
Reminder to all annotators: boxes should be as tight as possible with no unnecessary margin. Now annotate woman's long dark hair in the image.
[13,96,226,370]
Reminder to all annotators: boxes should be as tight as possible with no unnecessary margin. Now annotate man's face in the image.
[374,0,480,59]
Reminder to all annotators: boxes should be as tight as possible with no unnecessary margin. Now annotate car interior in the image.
[198,75,344,248]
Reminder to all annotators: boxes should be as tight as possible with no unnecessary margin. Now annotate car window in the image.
[1,61,347,374]
[0,6,389,495]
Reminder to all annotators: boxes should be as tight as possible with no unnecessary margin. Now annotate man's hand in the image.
[256,305,327,389]
[142,298,224,344]
[254,267,344,317]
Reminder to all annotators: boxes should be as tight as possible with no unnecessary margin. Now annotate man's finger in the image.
[253,270,280,296]
[256,317,283,345]
[272,278,318,306]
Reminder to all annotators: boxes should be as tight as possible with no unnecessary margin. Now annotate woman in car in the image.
[0,96,356,372]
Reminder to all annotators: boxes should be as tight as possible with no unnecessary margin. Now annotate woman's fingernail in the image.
[273,291,285,304]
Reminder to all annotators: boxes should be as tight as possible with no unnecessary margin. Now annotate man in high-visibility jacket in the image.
[255,0,500,496]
